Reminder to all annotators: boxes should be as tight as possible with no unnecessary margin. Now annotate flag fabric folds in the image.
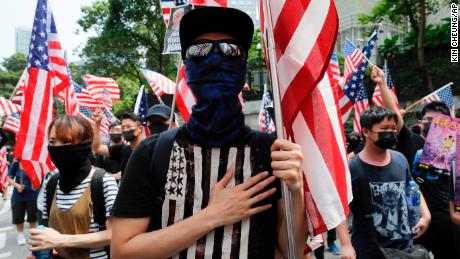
[190,0,227,7]
[343,40,365,82]
[4,113,21,135]
[0,147,9,190]
[134,85,150,137]
[342,28,379,132]
[14,0,61,189]
[259,0,352,240]
[0,97,21,116]
[176,65,195,122]
[11,69,27,106]
[258,85,275,134]
[83,75,120,102]
[141,68,176,97]
[421,83,455,115]
[372,60,399,108]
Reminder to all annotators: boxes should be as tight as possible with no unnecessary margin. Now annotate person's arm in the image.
[370,65,404,133]
[91,109,110,157]
[28,218,112,250]
[450,201,460,225]
[413,192,431,239]
[110,170,276,259]
[271,139,307,258]
[8,162,24,193]
[335,220,356,259]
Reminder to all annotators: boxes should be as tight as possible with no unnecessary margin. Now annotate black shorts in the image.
[12,200,38,225]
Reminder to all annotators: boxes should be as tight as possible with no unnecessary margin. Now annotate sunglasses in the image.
[185,40,245,59]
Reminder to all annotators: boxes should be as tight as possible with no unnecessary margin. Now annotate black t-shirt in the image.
[108,144,132,176]
[112,127,281,258]
[349,151,413,258]
[94,153,121,174]
[0,129,7,149]
[396,126,425,167]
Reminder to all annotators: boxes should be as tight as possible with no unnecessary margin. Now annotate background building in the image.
[229,0,259,27]
[15,27,31,56]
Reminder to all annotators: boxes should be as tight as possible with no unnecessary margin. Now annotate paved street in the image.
[0,187,31,258]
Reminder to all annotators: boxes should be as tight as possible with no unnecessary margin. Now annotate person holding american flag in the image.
[110,7,307,259]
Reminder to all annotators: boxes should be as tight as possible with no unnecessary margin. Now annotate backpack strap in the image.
[45,172,61,226]
[90,169,106,227]
[350,158,379,243]
[150,127,181,197]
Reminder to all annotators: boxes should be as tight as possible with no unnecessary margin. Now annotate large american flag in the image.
[14,0,63,189]
[0,97,21,116]
[421,83,455,115]
[4,113,21,135]
[258,85,275,134]
[343,29,379,132]
[141,68,176,97]
[82,75,120,102]
[372,60,399,108]
[260,0,352,242]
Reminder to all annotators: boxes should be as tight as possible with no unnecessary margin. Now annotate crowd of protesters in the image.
[0,6,458,259]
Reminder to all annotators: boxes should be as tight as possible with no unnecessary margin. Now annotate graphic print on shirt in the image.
[161,141,252,258]
[369,181,411,240]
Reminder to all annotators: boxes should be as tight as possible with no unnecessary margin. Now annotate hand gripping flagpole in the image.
[261,0,297,258]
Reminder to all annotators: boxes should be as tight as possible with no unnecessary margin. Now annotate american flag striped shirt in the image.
[113,129,280,258]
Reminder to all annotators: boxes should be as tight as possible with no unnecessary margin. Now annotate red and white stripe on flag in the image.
[83,75,121,102]
[13,67,55,189]
[160,0,176,25]
[344,50,364,81]
[12,69,28,106]
[0,148,9,190]
[65,83,79,115]
[176,65,195,122]
[372,86,399,108]
[353,99,369,132]
[4,114,21,135]
[260,0,351,238]
[191,0,228,7]
[141,69,176,97]
[292,74,352,237]
[260,0,339,130]
[0,97,21,116]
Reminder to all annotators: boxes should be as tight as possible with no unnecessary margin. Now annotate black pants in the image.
[12,200,38,225]
[415,215,460,258]
[314,229,337,258]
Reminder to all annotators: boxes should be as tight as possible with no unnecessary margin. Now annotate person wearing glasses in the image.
[110,7,307,259]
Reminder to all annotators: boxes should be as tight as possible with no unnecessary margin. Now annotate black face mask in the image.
[373,131,397,150]
[122,130,137,142]
[109,133,122,143]
[422,121,432,137]
[48,142,92,193]
[148,122,169,135]
[347,138,361,153]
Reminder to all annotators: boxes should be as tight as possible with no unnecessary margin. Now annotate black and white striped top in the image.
[37,173,118,259]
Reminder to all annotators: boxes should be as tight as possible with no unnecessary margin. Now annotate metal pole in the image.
[262,0,297,258]
[169,58,183,129]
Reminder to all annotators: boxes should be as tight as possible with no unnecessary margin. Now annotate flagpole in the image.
[169,58,183,129]
[262,0,296,258]
[405,82,454,111]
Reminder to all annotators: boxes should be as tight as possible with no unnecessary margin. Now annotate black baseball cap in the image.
[179,6,254,59]
[146,104,171,120]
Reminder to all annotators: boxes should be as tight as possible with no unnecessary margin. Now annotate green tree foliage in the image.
[359,0,452,92]
[0,53,27,98]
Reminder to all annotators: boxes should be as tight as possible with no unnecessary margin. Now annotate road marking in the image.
[0,200,10,215]
[0,252,12,258]
[0,226,13,233]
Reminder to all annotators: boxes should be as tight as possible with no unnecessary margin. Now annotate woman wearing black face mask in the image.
[28,115,119,259]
